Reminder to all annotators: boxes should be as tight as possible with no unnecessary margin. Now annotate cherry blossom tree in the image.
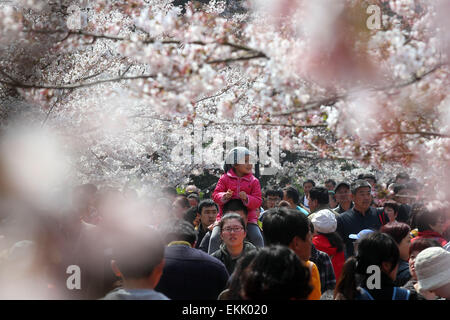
[0,0,448,204]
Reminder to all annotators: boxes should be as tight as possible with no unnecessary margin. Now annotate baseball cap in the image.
[334,182,350,193]
[351,179,372,194]
[349,229,374,240]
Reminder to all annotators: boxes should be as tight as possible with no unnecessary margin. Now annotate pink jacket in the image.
[212,168,262,224]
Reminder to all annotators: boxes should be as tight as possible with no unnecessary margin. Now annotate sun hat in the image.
[415,246,450,291]
[311,209,337,234]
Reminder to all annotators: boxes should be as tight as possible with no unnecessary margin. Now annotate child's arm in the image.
[241,179,262,210]
[212,176,232,204]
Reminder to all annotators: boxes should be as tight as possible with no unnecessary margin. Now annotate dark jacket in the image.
[195,224,209,249]
[402,279,426,300]
[358,272,418,300]
[155,244,229,300]
[198,230,211,253]
[211,241,257,275]
[336,207,383,258]
[334,202,354,214]
[394,260,411,287]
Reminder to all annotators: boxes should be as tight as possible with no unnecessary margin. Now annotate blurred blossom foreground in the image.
[0,0,449,300]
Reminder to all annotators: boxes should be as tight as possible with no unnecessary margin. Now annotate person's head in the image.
[110,228,165,289]
[404,182,418,201]
[172,195,190,219]
[335,232,400,299]
[380,221,411,261]
[415,247,450,299]
[308,187,329,212]
[186,193,199,207]
[72,183,97,213]
[219,213,247,250]
[415,208,447,235]
[223,199,248,224]
[223,147,253,177]
[408,238,442,280]
[240,245,312,300]
[395,172,410,185]
[185,185,199,195]
[350,180,372,212]
[158,219,197,246]
[95,187,126,227]
[262,207,312,262]
[282,186,300,207]
[183,206,200,227]
[277,200,291,208]
[393,184,409,204]
[161,186,178,202]
[324,179,336,191]
[383,201,400,222]
[334,182,351,205]
[264,188,283,209]
[197,199,218,229]
[221,250,258,300]
[303,179,316,196]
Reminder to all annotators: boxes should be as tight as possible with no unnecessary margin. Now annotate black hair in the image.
[112,228,165,279]
[303,179,316,187]
[158,219,197,245]
[393,184,407,194]
[282,186,300,204]
[162,186,177,196]
[221,250,259,300]
[198,199,218,215]
[262,207,310,245]
[414,208,445,232]
[186,193,199,202]
[265,188,284,199]
[223,199,248,216]
[325,179,337,187]
[183,206,199,226]
[335,232,399,300]
[173,195,190,208]
[395,172,410,182]
[383,200,399,213]
[219,213,247,233]
[308,187,329,205]
[409,238,442,256]
[240,245,312,300]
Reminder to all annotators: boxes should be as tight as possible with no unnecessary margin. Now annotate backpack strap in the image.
[357,287,375,300]
[392,287,410,300]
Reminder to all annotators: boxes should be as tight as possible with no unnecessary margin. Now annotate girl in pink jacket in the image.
[208,147,264,254]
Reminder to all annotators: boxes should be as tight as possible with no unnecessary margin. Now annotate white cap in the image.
[415,247,450,291]
[311,209,337,234]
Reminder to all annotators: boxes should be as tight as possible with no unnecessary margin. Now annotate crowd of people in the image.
[0,147,449,300]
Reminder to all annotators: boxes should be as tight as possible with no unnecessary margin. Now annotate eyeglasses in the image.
[222,226,244,233]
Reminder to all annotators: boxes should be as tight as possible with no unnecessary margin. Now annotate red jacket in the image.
[411,230,448,247]
[212,168,262,224]
[313,234,345,281]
